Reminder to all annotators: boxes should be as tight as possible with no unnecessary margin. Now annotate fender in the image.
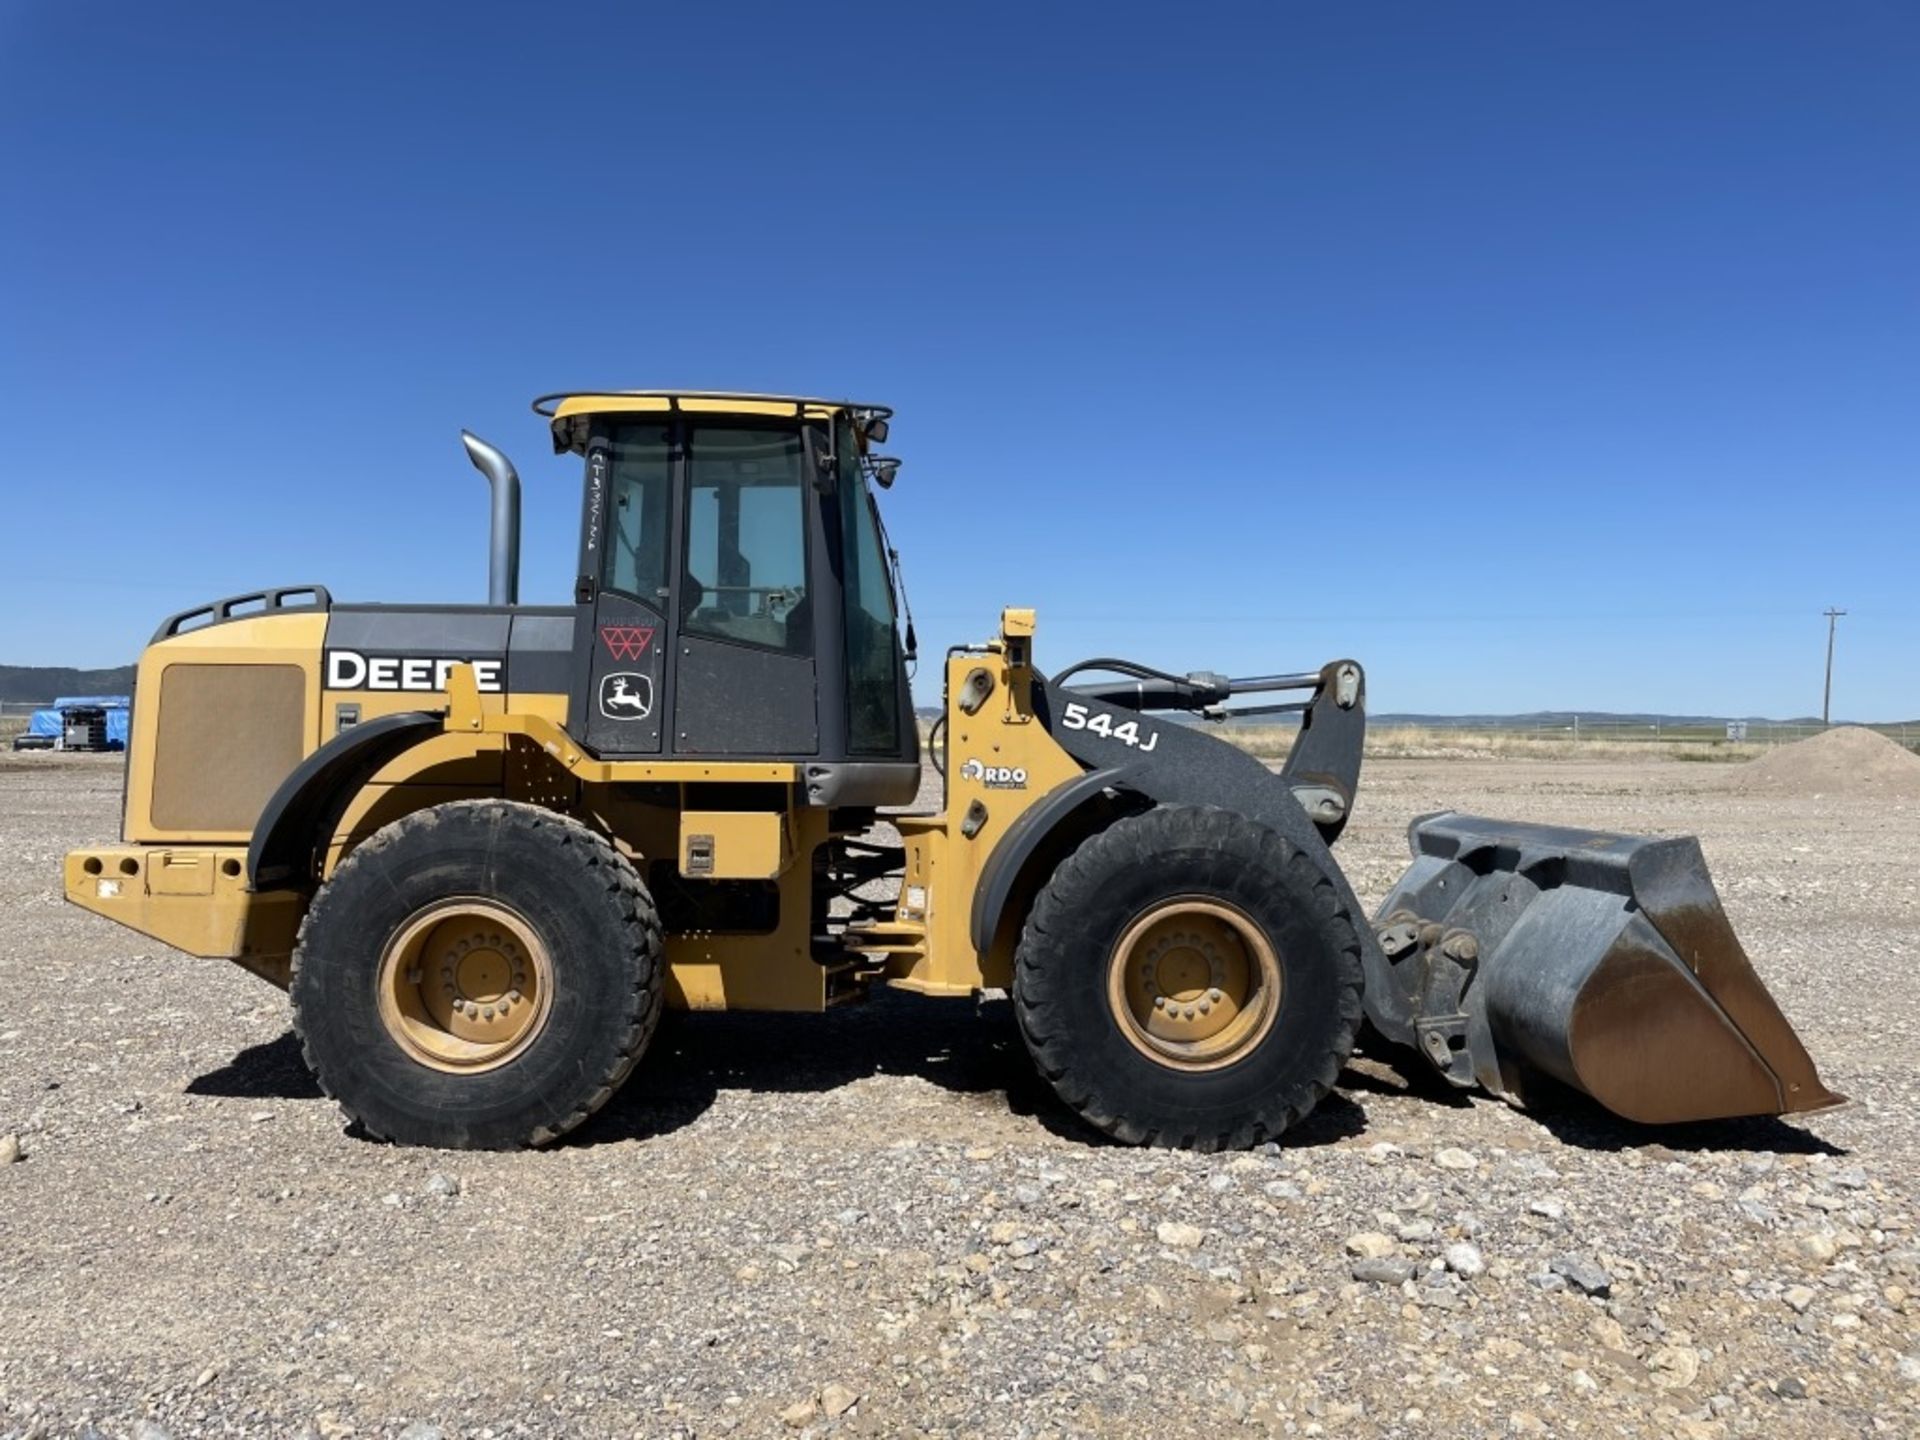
[247,711,443,890]
[978,679,1410,1044]
[968,767,1128,955]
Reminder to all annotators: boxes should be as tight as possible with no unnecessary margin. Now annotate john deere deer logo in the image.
[599,672,653,721]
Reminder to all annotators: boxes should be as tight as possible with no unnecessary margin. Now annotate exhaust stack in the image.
[460,430,521,606]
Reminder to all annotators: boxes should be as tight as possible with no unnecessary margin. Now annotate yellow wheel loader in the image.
[63,392,1841,1149]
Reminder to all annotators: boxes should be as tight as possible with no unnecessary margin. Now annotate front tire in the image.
[290,800,664,1149]
[1013,805,1364,1150]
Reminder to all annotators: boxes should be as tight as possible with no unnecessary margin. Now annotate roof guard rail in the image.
[152,585,333,644]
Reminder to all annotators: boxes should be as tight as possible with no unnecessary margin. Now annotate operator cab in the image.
[537,392,920,807]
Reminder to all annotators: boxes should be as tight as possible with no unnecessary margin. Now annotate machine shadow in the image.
[180,995,1366,1152]
[1340,1028,1843,1157]
[184,1009,1832,1159]
[187,1031,323,1101]
[579,988,1370,1150]
[1526,1091,1847,1157]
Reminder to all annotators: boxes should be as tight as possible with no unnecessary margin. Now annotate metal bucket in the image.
[1373,813,1843,1124]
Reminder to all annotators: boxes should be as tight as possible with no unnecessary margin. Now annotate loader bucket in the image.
[1374,813,1843,1125]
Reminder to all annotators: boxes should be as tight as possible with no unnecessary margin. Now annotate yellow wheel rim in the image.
[1106,897,1283,1071]
[376,898,554,1074]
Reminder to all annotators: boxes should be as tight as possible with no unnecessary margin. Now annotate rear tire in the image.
[1013,805,1364,1150]
[290,800,664,1149]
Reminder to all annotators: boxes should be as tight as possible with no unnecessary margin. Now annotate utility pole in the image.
[1822,607,1846,726]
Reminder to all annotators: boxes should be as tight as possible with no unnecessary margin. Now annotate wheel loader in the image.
[62,392,1841,1150]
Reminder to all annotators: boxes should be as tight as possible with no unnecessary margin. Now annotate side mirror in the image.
[862,416,890,444]
[870,457,901,488]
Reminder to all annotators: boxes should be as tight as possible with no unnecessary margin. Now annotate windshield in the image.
[837,418,901,753]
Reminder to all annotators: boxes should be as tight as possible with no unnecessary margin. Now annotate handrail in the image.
[151,586,332,644]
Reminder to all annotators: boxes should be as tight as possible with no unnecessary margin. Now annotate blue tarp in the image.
[27,695,130,748]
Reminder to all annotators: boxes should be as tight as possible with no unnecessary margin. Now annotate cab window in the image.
[600,424,672,602]
[682,427,811,654]
[838,420,901,752]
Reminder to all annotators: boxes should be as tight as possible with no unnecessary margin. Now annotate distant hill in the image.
[1361,710,1920,729]
[915,702,1919,730]
[0,664,137,704]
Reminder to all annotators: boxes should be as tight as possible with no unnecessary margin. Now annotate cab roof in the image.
[534,391,891,454]
[533,390,888,422]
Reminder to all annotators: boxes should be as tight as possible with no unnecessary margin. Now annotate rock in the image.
[0,1133,23,1166]
[397,1425,446,1440]
[193,1363,219,1388]
[1590,1316,1634,1353]
[1351,1257,1416,1285]
[780,1397,817,1427]
[1433,1147,1478,1172]
[1396,1219,1435,1242]
[1782,1285,1817,1313]
[1157,1221,1205,1249]
[1776,1375,1807,1400]
[1795,1231,1838,1264]
[131,1424,174,1440]
[1647,1345,1701,1390]
[1551,1255,1613,1296]
[1529,1198,1565,1220]
[1527,1271,1568,1292]
[819,1383,859,1417]
[1345,1231,1396,1259]
[1443,1242,1485,1279]
[1897,1354,1920,1385]
[425,1173,460,1198]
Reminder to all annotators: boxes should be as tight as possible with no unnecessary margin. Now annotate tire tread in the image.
[289,799,664,1148]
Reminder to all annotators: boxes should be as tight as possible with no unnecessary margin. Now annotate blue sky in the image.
[2,2,1915,719]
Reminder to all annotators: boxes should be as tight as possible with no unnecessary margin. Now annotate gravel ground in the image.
[1,752,1914,1439]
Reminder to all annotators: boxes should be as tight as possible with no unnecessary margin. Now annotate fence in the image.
[1353,717,1920,759]
[1418,718,1916,750]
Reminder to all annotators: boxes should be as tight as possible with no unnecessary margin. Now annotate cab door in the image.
[669,425,819,756]
[574,423,671,756]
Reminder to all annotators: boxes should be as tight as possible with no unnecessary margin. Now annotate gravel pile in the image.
[1732,726,1920,800]
[0,755,1913,1438]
